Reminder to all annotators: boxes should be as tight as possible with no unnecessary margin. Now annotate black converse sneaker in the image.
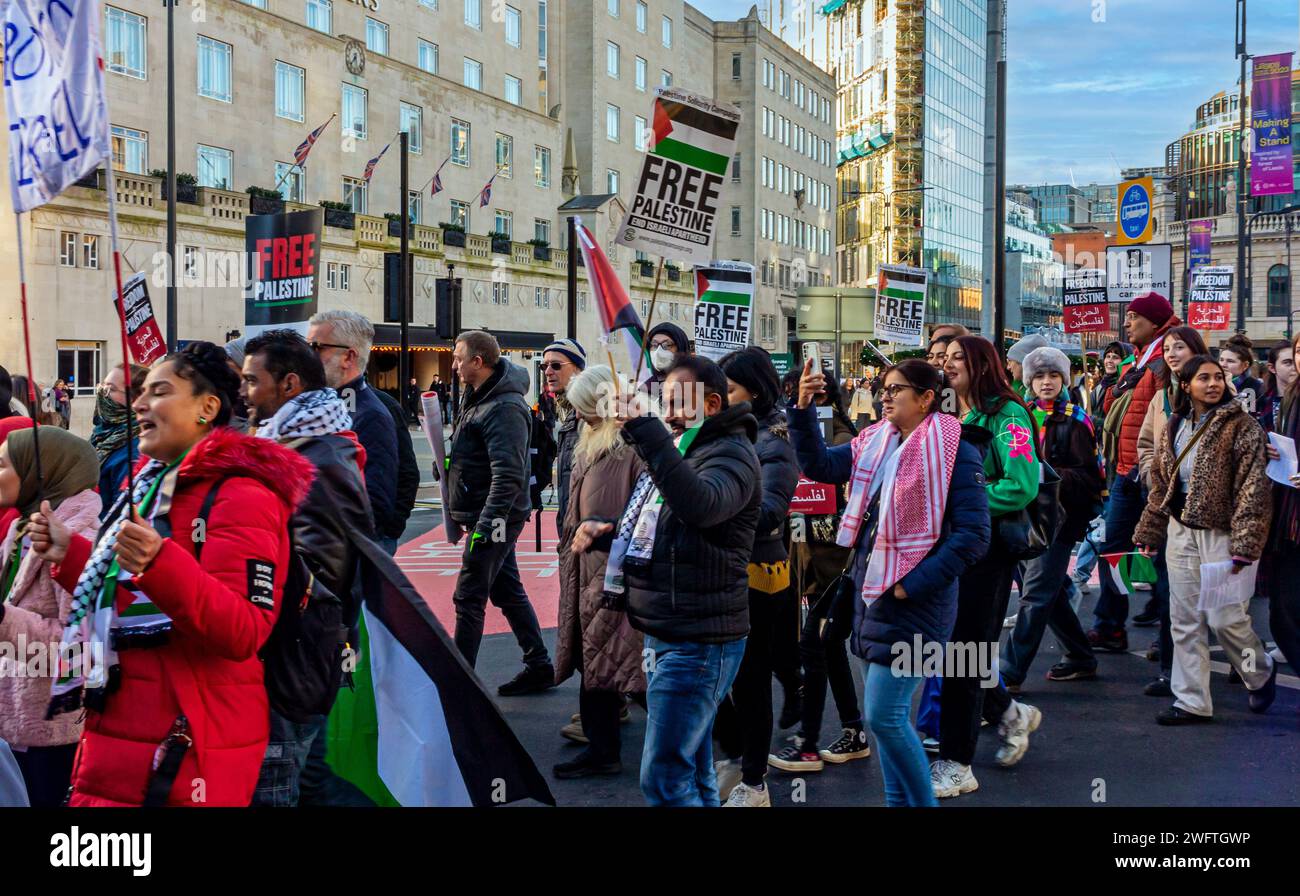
[819,726,871,763]
[768,736,824,773]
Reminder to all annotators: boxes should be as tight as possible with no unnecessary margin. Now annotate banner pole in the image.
[13,213,45,500]
[632,256,665,384]
[104,159,137,506]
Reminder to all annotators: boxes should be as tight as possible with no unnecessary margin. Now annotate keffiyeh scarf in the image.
[837,412,961,604]
[255,388,352,441]
[88,392,131,461]
[47,456,182,718]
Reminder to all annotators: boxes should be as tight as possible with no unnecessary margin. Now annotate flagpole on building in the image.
[632,257,665,384]
[13,215,45,497]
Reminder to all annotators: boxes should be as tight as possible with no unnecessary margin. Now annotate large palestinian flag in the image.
[325,533,554,806]
[651,96,740,176]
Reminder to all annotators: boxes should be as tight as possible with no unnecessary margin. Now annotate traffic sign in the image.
[1116,175,1155,245]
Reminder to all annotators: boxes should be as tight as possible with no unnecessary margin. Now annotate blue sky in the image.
[693,0,1299,186]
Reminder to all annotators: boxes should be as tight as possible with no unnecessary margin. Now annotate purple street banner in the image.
[1250,52,1294,197]
[1188,219,1213,271]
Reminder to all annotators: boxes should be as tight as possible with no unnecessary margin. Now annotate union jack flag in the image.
[430,155,451,196]
[363,141,392,184]
[479,168,502,207]
[294,114,335,168]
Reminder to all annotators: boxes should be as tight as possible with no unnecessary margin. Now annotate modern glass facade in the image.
[921,0,986,330]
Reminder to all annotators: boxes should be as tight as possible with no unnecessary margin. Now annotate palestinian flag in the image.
[651,96,739,176]
[325,533,554,806]
[1102,552,1158,596]
[695,264,753,306]
[576,222,651,384]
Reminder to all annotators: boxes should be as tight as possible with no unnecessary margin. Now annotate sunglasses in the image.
[309,341,352,353]
[541,361,569,372]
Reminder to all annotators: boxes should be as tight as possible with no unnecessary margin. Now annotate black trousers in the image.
[13,743,77,808]
[715,588,775,785]
[451,517,550,670]
[771,587,803,702]
[799,586,862,750]
[939,544,1016,767]
[572,633,623,763]
[1269,547,1300,671]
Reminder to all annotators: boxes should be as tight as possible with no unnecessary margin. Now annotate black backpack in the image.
[191,477,350,723]
[528,406,557,510]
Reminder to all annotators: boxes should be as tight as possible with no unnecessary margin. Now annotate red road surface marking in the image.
[396,512,561,635]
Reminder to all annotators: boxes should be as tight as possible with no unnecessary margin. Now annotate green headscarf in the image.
[5,427,100,518]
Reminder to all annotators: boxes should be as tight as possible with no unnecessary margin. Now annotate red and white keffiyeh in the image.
[837,412,963,602]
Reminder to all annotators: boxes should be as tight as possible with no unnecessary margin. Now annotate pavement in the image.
[399,424,1300,807]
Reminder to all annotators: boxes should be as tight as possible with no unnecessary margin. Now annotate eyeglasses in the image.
[649,340,676,350]
[541,361,569,372]
[309,341,351,353]
[880,384,919,399]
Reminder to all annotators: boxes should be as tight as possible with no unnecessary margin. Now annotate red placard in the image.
[1186,265,1233,331]
[1062,269,1109,333]
[790,478,836,515]
[117,271,166,365]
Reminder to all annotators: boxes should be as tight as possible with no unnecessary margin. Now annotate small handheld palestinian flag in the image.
[1102,552,1158,596]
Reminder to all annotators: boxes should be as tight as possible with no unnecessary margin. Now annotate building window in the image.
[636,0,646,32]
[275,162,304,201]
[451,119,471,166]
[306,0,331,32]
[342,84,367,140]
[57,342,103,398]
[59,232,77,267]
[463,57,482,90]
[196,144,232,189]
[408,190,421,224]
[606,104,620,142]
[494,210,513,238]
[275,61,305,122]
[365,18,388,55]
[732,153,740,182]
[1269,264,1291,317]
[607,0,618,16]
[342,176,367,213]
[464,0,481,28]
[449,200,469,229]
[661,15,671,47]
[607,42,620,78]
[196,36,232,102]
[111,125,147,174]
[418,39,439,74]
[534,146,551,186]
[635,57,647,92]
[731,52,741,80]
[418,0,437,8]
[731,206,740,235]
[660,69,672,88]
[534,218,550,244]
[492,282,509,305]
[326,262,351,290]
[606,169,619,194]
[504,75,523,106]
[401,102,422,154]
[105,7,147,79]
[635,116,648,151]
[496,133,514,177]
[534,286,550,308]
[505,5,521,46]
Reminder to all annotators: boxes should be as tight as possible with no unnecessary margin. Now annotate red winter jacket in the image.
[1104,317,1179,478]
[53,426,314,807]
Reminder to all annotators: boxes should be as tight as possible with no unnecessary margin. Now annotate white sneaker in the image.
[723,780,771,807]
[1072,570,1092,593]
[714,759,743,802]
[995,701,1042,768]
[930,759,978,798]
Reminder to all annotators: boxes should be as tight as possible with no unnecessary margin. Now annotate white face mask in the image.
[651,346,676,373]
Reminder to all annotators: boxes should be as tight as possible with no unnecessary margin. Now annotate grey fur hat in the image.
[1007,333,1049,365]
[1021,346,1071,386]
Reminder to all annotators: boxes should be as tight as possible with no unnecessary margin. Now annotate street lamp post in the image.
[1288,216,1295,340]
[1235,0,1250,334]
[165,0,177,350]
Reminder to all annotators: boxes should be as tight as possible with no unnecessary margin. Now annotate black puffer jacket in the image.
[373,387,420,540]
[448,359,533,533]
[555,409,580,537]
[752,408,798,565]
[291,433,374,626]
[621,403,762,644]
[1037,404,1105,544]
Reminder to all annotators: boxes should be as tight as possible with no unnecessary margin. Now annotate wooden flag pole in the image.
[632,256,666,384]
[103,160,137,506]
[13,215,45,500]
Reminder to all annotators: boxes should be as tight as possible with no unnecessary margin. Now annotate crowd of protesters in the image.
[1,288,1298,809]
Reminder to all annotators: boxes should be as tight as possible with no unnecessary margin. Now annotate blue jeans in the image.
[251,712,326,807]
[640,636,746,807]
[916,676,942,740]
[1092,473,1145,632]
[863,661,936,807]
[1075,524,1100,580]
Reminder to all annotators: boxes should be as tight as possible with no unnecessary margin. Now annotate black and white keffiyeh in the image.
[255,388,352,441]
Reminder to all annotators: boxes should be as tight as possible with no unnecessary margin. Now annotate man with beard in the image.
[542,339,587,535]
